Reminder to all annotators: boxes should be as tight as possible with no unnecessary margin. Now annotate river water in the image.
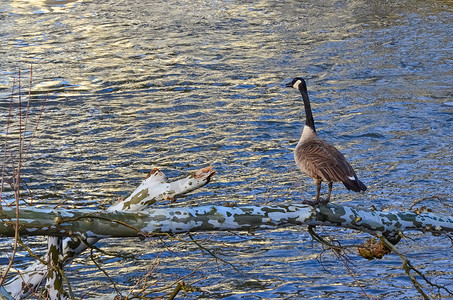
[0,0,452,299]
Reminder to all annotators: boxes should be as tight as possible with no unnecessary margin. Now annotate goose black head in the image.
[286,77,307,93]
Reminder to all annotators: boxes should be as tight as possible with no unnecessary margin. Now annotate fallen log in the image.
[1,166,215,299]
[1,204,452,239]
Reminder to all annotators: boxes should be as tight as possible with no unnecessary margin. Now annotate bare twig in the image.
[123,254,161,299]
[167,281,183,300]
[410,194,452,211]
[0,66,47,290]
[380,235,453,299]
[0,74,21,287]
[307,226,373,300]
[188,233,240,273]
[90,248,123,299]
[0,78,14,207]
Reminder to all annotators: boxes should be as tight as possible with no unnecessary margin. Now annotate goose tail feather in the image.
[342,177,367,192]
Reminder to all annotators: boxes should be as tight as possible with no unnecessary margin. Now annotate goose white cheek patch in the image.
[293,80,302,89]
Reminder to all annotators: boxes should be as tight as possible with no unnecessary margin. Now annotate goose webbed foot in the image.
[302,199,318,206]
[318,198,330,205]
[302,198,329,206]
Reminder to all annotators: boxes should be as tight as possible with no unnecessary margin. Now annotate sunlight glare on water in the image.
[0,0,452,298]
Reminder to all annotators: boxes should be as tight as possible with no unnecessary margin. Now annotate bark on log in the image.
[1,166,215,299]
[1,204,452,238]
[2,165,451,299]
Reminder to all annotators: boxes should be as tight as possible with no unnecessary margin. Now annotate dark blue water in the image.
[1,0,452,298]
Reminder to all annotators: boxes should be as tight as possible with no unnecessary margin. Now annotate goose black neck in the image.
[299,87,316,132]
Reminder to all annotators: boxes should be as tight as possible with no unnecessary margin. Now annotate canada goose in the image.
[286,77,367,204]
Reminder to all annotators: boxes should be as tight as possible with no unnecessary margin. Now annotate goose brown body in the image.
[287,77,367,203]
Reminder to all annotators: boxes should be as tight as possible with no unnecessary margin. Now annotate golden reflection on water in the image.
[8,0,80,13]
[0,0,452,298]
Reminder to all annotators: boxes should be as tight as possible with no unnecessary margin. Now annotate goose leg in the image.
[325,182,333,203]
[302,181,322,206]
[315,182,322,203]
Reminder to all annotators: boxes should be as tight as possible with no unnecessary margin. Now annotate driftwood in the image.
[1,166,215,299]
[1,204,452,239]
[1,166,452,299]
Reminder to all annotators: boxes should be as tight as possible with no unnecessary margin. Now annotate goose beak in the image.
[285,82,293,88]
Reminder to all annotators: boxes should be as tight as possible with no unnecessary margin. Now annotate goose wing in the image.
[296,139,357,183]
